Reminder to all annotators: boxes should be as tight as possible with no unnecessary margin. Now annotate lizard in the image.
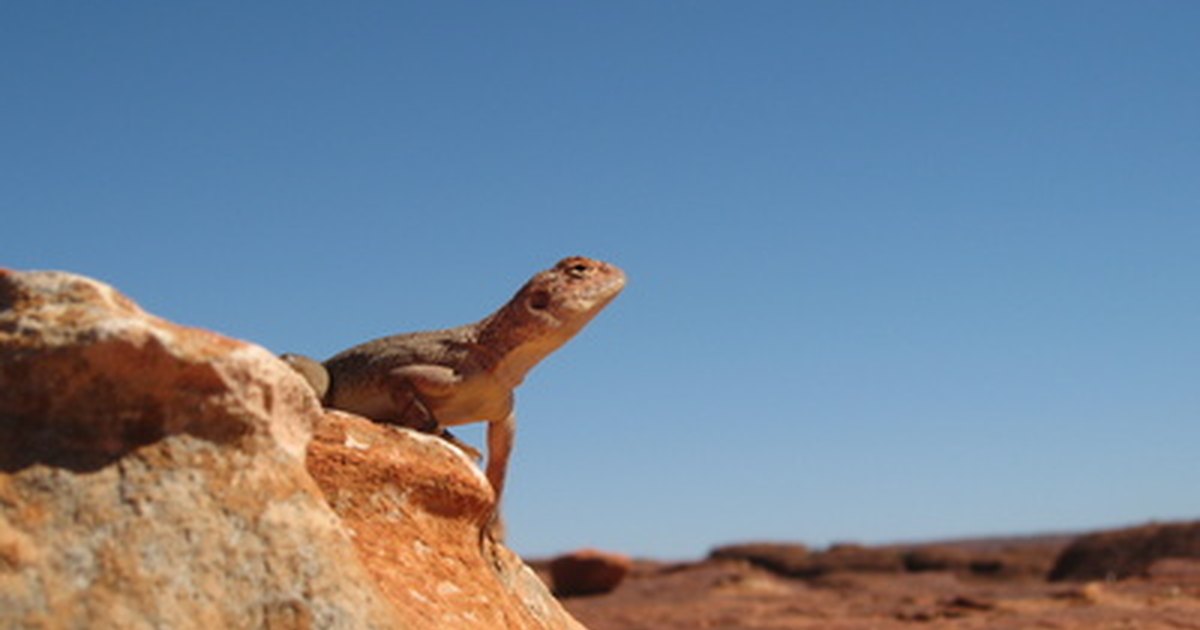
[281,255,625,540]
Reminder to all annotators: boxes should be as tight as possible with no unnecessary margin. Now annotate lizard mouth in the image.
[567,264,626,314]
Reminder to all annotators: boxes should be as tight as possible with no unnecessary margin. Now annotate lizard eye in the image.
[528,290,551,310]
[567,263,591,278]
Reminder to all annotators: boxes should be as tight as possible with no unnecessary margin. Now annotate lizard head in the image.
[519,256,626,330]
[477,256,625,386]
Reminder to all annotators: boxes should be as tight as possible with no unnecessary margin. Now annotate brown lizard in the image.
[281,256,625,539]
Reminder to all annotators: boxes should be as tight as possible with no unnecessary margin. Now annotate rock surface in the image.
[548,549,632,597]
[0,268,582,629]
[307,409,584,629]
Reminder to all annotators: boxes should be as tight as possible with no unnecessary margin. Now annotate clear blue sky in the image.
[4,3,1197,559]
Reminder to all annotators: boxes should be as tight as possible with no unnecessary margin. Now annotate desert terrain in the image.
[538,523,1200,629]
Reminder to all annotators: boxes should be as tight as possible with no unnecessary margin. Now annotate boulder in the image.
[0,268,582,629]
[548,549,632,597]
[0,268,397,628]
[1048,521,1200,582]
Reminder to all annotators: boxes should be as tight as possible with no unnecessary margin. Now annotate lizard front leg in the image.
[483,410,516,542]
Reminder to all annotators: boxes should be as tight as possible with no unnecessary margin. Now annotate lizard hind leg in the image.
[387,384,440,432]
[386,366,483,460]
[385,380,483,461]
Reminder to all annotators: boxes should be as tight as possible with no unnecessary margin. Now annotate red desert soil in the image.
[538,532,1200,630]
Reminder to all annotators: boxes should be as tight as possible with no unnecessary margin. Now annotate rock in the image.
[812,543,906,575]
[710,542,903,578]
[709,543,812,576]
[902,542,1060,578]
[307,409,584,628]
[0,268,399,628]
[714,538,1065,582]
[901,545,974,572]
[1048,521,1200,581]
[548,549,632,597]
[0,268,583,630]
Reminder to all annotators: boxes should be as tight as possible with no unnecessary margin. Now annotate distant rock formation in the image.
[548,549,632,597]
[710,536,1064,580]
[0,269,583,629]
[709,543,815,576]
[1049,521,1200,581]
[710,542,903,578]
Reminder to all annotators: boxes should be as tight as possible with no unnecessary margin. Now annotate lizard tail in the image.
[280,353,331,401]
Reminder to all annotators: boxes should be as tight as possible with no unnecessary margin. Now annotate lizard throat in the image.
[472,301,603,389]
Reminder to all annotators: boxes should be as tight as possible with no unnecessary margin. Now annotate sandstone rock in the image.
[0,268,400,629]
[307,409,584,628]
[548,549,632,597]
[0,268,584,630]
[1048,521,1200,581]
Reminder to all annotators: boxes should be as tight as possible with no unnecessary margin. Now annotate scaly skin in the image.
[282,256,625,540]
